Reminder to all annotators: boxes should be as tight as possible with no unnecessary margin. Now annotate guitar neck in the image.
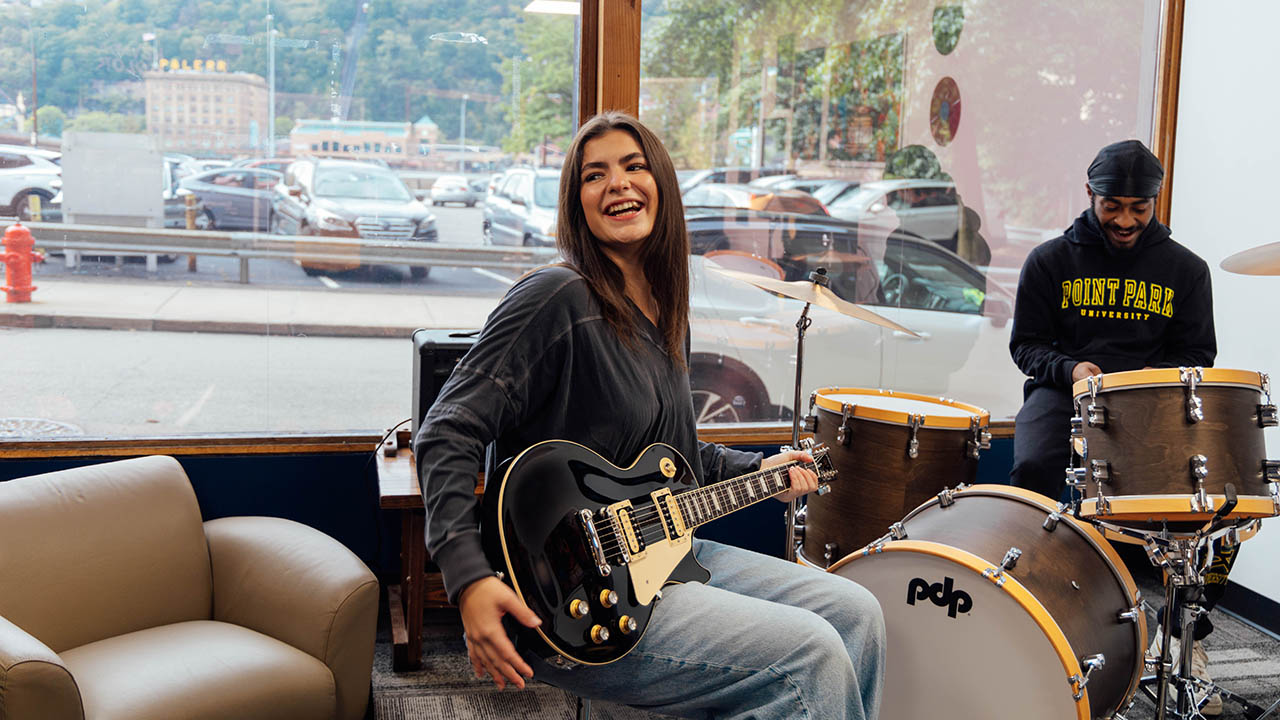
[674,459,812,529]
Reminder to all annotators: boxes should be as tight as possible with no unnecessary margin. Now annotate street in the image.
[3,326,416,437]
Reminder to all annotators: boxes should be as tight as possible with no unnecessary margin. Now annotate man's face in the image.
[1088,187,1154,250]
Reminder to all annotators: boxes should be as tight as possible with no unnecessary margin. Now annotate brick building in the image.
[144,70,269,156]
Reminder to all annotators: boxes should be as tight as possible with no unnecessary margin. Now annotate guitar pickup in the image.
[651,487,686,540]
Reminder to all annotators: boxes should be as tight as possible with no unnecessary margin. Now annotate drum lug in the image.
[837,403,857,446]
[1069,653,1106,701]
[1095,490,1113,516]
[865,521,907,555]
[937,486,957,508]
[1190,455,1213,513]
[822,542,839,565]
[906,414,923,459]
[1086,403,1108,428]
[1090,459,1111,484]
[1042,512,1060,532]
[1180,366,1205,423]
[1259,405,1278,428]
[1264,460,1280,482]
[1065,465,1088,490]
[966,416,991,459]
[889,521,907,540]
[981,546,1022,587]
[1118,607,1141,624]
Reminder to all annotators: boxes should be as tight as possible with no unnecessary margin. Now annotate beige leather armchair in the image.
[0,455,379,720]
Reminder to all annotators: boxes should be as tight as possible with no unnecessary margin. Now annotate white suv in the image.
[0,144,62,220]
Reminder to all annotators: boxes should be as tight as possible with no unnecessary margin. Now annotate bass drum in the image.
[801,387,990,567]
[830,485,1145,720]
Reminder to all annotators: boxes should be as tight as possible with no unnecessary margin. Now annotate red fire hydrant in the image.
[3,221,45,303]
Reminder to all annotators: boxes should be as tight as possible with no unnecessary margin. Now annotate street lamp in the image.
[459,93,469,172]
[142,32,158,70]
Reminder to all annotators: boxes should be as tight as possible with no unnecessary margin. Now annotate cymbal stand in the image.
[783,268,828,562]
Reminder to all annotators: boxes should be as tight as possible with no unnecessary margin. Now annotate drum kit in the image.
[711,244,1280,720]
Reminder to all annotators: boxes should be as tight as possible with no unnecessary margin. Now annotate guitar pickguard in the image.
[605,487,692,606]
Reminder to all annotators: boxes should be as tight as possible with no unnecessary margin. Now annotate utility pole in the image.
[459,93,468,172]
[267,4,275,156]
[30,23,37,146]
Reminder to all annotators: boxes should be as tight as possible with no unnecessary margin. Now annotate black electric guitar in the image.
[481,438,835,666]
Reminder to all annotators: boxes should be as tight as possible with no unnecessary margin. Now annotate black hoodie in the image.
[1009,208,1216,394]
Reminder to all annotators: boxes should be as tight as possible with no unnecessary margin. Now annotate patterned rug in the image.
[371,560,1280,719]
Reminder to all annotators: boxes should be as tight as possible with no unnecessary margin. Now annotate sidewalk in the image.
[0,278,496,337]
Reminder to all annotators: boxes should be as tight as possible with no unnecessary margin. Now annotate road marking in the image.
[176,384,216,428]
[318,275,341,289]
[473,267,515,286]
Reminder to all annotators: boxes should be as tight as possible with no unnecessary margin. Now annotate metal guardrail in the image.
[17,221,559,283]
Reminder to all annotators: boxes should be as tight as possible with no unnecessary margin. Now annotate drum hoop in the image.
[900,484,1147,710]
[813,386,990,429]
[1071,368,1263,397]
[829,539,1090,720]
[1079,495,1279,520]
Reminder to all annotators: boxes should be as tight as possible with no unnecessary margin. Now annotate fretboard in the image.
[674,460,809,529]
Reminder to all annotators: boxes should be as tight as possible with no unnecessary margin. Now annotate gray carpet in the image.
[371,559,1280,719]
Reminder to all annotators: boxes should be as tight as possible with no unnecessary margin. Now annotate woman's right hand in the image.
[458,575,542,689]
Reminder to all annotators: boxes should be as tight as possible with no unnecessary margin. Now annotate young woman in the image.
[415,111,884,719]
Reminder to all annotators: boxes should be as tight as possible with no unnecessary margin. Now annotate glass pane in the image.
[642,0,1160,422]
[2,1,577,438]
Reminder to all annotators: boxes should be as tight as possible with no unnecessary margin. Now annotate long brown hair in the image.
[557,111,690,368]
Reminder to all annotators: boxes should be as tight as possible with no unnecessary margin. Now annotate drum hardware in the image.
[1179,367,1205,423]
[1070,654,1107,701]
[1042,510,1061,532]
[967,416,992,458]
[1264,461,1280,482]
[1087,403,1109,428]
[822,542,840,563]
[1259,373,1278,427]
[937,485,958,508]
[1189,455,1212,514]
[1118,607,1141,624]
[837,403,857,445]
[906,414,923,459]
[980,546,1022,587]
[865,521,908,555]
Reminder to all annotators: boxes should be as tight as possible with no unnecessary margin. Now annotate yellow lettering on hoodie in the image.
[1106,278,1120,305]
[1123,279,1137,307]
[1072,278,1083,306]
[1062,281,1071,309]
[1134,282,1147,311]
[1162,287,1174,317]
[1149,285,1163,315]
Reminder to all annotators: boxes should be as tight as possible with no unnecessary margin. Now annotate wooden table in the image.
[377,429,482,671]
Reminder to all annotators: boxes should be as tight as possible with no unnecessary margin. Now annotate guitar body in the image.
[483,440,708,666]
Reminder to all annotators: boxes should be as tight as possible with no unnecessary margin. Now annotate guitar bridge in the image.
[577,509,612,578]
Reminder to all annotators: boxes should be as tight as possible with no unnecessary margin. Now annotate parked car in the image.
[232,157,294,175]
[482,167,558,246]
[684,209,1020,424]
[826,178,963,250]
[683,182,828,216]
[679,166,791,193]
[272,158,438,278]
[179,168,282,231]
[0,144,63,221]
[190,159,232,173]
[429,174,481,206]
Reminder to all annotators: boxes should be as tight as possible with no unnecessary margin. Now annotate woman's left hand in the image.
[762,450,819,503]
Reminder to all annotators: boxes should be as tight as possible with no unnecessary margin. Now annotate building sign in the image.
[158,58,229,72]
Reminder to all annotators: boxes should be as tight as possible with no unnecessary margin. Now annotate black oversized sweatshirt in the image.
[1009,209,1216,395]
[413,265,762,604]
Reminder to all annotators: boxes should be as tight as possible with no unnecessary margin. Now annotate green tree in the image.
[24,105,66,137]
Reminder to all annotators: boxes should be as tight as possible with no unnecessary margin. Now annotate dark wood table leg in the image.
[390,508,427,671]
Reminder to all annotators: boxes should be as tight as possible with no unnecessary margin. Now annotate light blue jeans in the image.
[528,539,885,719]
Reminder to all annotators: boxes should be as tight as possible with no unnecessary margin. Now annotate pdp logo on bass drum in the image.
[907,576,973,618]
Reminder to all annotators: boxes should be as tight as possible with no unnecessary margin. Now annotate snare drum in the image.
[1071,368,1280,525]
[830,485,1145,720]
[800,388,990,567]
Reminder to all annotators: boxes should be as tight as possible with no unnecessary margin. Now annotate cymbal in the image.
[709,266,920,336]
[1221,242,1280,275]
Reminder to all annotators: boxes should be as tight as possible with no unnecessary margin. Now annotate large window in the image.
[0,0,576,438]
[642,0,1164,422]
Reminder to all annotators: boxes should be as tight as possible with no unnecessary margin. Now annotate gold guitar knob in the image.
[590,624,610,644]
[618,615,637,635]
[568,599,588,619]
[599,589,618,608]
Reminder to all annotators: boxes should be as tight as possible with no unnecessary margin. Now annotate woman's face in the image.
[579,129,659,260]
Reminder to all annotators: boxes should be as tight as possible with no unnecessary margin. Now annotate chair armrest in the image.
[0,614,84,720]
[205,516,378,720]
